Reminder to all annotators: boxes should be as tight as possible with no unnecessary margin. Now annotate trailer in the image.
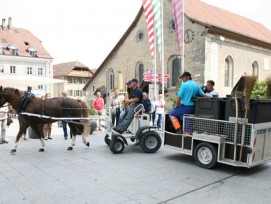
[164,114,271,169]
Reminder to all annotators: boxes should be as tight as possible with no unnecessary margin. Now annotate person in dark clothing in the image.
[113,78,143,134]
[142,92,151,114]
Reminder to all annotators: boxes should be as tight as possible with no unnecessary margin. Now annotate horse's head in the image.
[0,86,7,107]
[0,86,24,107]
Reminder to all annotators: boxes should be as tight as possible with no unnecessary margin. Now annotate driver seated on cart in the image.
[169,72,205,131]
[113,78,143,134]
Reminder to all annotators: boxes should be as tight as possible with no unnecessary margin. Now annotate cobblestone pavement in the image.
[0,119,270,204]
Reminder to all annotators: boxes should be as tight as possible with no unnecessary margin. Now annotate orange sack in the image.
[169,115,181,130]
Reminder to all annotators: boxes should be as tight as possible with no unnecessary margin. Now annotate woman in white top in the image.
[0,103,9,144]
[154,94,165,129]
[111,90,121,126]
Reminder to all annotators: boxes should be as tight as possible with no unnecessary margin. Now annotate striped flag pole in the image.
[172,0,184,60]
[142,0,155,63]
[152,0,162,60]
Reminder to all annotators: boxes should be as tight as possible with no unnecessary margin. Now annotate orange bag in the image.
[169,115,181,130]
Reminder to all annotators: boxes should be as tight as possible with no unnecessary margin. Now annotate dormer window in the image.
[8,44,18,56]
[27,47,37,57]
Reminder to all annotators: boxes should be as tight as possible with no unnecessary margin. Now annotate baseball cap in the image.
[126,80,132,85]
[179,72,191,78]
[130,78,138,83]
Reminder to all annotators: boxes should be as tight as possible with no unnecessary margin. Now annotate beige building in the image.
[83,0,271,107]
[0,17,53,96]
[53,61,93,101]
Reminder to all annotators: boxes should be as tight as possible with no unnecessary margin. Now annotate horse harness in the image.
[17,92,35,114]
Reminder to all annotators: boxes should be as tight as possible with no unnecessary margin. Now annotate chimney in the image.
[8,17,12,30]
[2,19,6,29]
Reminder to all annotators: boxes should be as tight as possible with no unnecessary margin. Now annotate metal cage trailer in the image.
[164,115,271,169]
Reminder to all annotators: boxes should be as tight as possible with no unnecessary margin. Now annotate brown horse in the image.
[0,86,90,153]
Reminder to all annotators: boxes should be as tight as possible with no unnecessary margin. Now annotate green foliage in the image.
[251,81,267,99]
[88,107,96,115]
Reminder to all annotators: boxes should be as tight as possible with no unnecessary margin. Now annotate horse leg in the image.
[82,119,90,147]
[67,124,77,151]
[31,124,45,152]
[11,125,28,154]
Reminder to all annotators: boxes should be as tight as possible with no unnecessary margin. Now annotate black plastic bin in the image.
[224,98,271,123]
[193,97,225,120]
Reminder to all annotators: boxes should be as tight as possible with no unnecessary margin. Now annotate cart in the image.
[104,104,162,154]
[164,114,271,169]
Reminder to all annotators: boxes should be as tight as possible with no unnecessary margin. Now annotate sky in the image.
[1,0,270,69]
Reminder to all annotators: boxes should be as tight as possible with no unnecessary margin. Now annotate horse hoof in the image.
[10,149,16,154]
[67,147,73,151]
[86,142,90,147]
[39,148,44,152]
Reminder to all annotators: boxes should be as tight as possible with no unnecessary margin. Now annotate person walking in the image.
[154,94,165,130]
[0,103,9,144]
[61,91,69,139]
[92,91,104,131]
[111,90,121,126]
[42,93,52,140]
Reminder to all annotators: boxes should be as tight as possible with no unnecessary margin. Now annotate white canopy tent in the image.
[0,74,65,97]
[0,74,65,87]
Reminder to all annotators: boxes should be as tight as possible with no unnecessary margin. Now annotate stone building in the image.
[53,61,93,101]
[0,17,53,95]
[83,0,271,107]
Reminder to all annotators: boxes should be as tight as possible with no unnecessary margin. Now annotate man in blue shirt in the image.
[113,78,143,134]
[170,72,205,130]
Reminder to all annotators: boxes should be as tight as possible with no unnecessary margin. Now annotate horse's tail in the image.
[80,100,90,137]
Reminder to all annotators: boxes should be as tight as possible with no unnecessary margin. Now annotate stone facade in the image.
[84,0,271,108]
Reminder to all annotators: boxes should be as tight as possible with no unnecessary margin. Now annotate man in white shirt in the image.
[0,103,9,144]
[205,80,219,97]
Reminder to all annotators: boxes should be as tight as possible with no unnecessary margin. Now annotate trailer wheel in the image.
[194,142,217,169]
[140,131,161,153]
[104,135,110,145]
[109,138,125,154]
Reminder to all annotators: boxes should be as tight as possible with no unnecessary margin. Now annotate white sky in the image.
[1,0,270,69]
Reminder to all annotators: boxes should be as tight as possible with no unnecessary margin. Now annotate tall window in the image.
[27,67,32,75]
[172,58,182,86]
[252,61,259,80]
[135,63,144,84]
[110,71,114,90]
[38,68,43,75]
[68,90,73,96]
[38,85,43,90]
[224,56,234,87]
[10,66,16,74]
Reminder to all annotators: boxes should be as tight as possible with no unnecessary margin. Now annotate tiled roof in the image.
[53,61,93,77]
[0,26,52,59]
[187,0,271,43]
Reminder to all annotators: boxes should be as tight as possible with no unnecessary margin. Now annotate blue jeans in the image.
[116,104,137,133]
[62,121,68,138]
[169,105,195,121]
[154,113,163,129]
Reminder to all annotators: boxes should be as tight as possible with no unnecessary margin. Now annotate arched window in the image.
[224,56,234,87]
[167,56,182,87]
[109,69,114,90]
[135,63,144,84]
[252,61,259,80]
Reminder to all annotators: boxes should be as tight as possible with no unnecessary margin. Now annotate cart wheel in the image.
[104,135,111,145]
[139,131,161,153]
[194,142,217,169]
[109,138,125,154]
